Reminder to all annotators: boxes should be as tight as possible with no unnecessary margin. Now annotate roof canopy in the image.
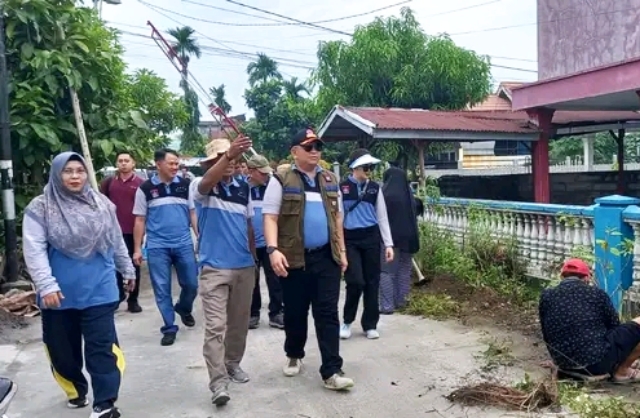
[512,57,640,112]
[317,106,640,143]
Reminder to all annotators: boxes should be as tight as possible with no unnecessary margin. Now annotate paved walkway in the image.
[0,276,524,418]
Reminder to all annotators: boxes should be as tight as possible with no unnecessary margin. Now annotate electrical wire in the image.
[181,0,413,27]
[447,5,639,36]
[225,0,353,36]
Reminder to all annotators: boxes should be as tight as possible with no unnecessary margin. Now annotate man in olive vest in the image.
[262,128,354,392]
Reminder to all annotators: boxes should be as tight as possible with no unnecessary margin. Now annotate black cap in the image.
[291,128,324,148]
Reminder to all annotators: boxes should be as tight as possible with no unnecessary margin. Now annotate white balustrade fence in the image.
[423,198,596,280]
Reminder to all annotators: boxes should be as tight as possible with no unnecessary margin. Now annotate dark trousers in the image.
[116,233,140,303]
[42,302,123,409]
[342,226,381,331]
[280,246,343,380]
[250,246,284,318]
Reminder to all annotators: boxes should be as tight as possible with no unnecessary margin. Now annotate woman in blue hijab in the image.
[22,152,136,418]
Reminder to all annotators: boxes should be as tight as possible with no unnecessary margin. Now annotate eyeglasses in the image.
[300,142,323,153]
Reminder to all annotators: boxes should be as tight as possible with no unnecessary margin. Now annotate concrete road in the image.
[0,276,527,418]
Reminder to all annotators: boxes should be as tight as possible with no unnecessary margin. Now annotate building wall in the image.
[437,170,640,206]
[538,0,640,79]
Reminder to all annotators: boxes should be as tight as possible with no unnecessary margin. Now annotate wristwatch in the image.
[266,246,277,255]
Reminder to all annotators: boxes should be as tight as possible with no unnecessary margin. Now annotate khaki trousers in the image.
[200,265,255,391]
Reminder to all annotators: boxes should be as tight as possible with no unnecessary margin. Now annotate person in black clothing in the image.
[539,258,640,382]
[379,166,420,314]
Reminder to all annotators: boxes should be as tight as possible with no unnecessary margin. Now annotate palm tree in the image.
[282,77,308,101]
[167,26,202,75]
[247,53,282,86]
[168,26,203,154]
[210,84,232,115]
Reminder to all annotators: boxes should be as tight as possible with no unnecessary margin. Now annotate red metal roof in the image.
[345,107,537,134]
[344,107,640,133]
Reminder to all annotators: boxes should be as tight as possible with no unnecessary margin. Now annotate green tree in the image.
[127,69,189,139]
[247,53,282,86]
[6,0,160,195]
[313,8,491,112]
[242,54,321,161]
[167,26,204,155]
[282,77,308,101]
[311,7,492,166]
[550,132,640,165]
[210,84,232,115]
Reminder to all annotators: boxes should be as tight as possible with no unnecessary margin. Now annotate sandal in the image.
[613,368,640,384]
[632,359,640,370]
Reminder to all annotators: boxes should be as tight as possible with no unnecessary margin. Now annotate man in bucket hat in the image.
[245,155,284,330]
[191,136,256,406]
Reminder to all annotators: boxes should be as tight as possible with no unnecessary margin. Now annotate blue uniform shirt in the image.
[193,177,255,270]
[133,175,193,249]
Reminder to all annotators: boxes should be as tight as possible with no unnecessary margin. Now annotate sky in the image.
[93,0,539,121]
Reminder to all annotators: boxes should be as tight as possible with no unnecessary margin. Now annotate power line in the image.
[426,0,501,17]
[117,29,315,70]
[225,0,354,36]
[182,0,412,27]
[132,2,538,74]
[447,5,639,36]
[112,21,540,65]
[110,22,316,57]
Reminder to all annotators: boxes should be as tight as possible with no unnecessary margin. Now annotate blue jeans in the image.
[147,246,198,334]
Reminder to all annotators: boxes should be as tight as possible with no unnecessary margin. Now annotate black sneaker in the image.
[269,313,285,329]
[67,396,89,409]
[248,316,260,329]
[161,332,176,346]
[175,305,196,327]
[90,406,121,418]
[127,301,142,313]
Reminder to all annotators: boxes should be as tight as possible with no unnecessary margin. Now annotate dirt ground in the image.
[414,275,549,373]
[0,309,34,345]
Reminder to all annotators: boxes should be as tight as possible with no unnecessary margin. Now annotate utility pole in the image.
[0,2,19,283]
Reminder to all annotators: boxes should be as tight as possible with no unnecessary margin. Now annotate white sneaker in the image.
[283,357,302,377]
[323,373,355,391]
[366,329,380,339]
[340,323,352,339]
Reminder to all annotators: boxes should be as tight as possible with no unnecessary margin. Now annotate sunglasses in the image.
[300,142,323,152]
[359,165,376,172]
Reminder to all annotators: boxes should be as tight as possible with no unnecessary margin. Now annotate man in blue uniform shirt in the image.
[132,148,199,347]
[192,136,256,407]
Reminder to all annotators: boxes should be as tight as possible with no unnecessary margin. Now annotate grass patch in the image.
[476,337,515,372]
[401,292,459,319]
[558,382,640,418]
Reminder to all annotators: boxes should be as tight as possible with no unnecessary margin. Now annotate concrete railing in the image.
[424,195,640,311]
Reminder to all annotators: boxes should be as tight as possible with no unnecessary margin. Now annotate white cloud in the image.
[93,0,538,120]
